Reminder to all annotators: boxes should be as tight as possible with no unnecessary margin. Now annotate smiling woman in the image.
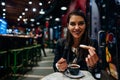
[53,10,100,79]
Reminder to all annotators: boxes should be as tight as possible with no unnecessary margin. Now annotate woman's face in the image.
[68,15,86,39]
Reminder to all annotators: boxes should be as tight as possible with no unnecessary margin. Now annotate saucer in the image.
[64,70,84,79]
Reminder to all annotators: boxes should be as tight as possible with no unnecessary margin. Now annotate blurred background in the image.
[0,0,120,80]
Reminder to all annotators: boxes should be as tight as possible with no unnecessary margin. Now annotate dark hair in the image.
[67,10,87,24]
[66,10,91,58]
[66,10,90,45]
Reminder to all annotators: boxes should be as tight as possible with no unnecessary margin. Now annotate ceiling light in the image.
[28,1,32,4]
[23,19,28,24]
[17,18,20,21]
[3,16,5,19]
[55,18,60,21]
[22,12,25,15]
[23,19,27,22]
[39,9,45,14]
[36,22,40,25]
[61,6,67,10]
[19,16,22,18]
[54,26,57,29]
[1,2,5,6]
[48,1,51,4]
[30,19,35,22]
[50,16,52,19]
[32,8,36,12]
[46,18,50,20]
[39,2,42,6]
[3,9,6,11]
[25,8,28,11]
[39,11,45,14]
[3,13,6,16]
[102,4,106,7]
[102,16,106,19]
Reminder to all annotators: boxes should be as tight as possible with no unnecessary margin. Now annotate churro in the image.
[79,44,90,49]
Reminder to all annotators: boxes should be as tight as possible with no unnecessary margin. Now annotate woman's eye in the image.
[78,21,85,26]
[70,22,76,26]
[69,21,85,27]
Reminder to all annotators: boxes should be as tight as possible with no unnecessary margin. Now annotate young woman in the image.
[53,10,100,76]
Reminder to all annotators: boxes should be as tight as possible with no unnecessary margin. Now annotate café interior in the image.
[0,0,119,80]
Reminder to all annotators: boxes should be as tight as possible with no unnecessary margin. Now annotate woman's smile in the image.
[72,30,81,35]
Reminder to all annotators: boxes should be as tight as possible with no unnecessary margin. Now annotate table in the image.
[41,70,96,80]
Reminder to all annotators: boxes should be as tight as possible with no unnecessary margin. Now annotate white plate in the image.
[64,70,84,79]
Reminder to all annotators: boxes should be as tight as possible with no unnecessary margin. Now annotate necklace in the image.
[71,47,79,63]
[72,47,78,54]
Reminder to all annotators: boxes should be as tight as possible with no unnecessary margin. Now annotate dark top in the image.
[36,31,44,44]
[53,38,101,76]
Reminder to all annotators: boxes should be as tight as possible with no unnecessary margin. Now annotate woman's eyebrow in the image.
[79,21,85,22]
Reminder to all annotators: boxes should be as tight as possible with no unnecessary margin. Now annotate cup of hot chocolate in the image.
[68,64,80,75]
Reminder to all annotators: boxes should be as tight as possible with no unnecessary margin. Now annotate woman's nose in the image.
[74,24,80,29]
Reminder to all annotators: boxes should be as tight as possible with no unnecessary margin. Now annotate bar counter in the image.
[0,34,41,80]
[0,34,34,50]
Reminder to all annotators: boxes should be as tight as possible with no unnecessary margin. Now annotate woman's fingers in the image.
[86,54,95,67]
[89,48,98,63]
[57,58,68,71]
[58,62,67,71]
[86,47,99,67]
[58,58,66,64]
[80,45,98,66]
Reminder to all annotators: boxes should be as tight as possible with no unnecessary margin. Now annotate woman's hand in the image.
[85,47,99,68]
[57,58,68,71]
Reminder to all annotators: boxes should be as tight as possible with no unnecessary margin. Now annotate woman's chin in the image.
[72,34,81,38]
[73,36,81,39]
